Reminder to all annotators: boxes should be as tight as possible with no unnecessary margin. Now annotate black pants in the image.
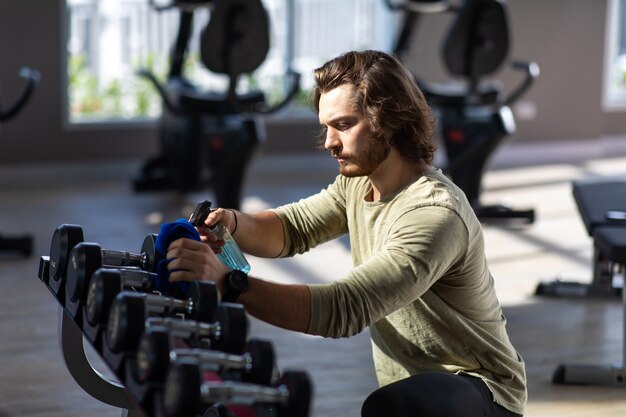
[361,372,522,417]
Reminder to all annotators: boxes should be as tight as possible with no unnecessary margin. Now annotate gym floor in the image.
[1,136,626,417]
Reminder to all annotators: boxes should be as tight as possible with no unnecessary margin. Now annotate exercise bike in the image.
[385,0,539,224]
[0,67,40,257]
[134,0,300,210]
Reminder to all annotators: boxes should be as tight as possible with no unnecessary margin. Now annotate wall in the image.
[0,0,622,167]
[403,0,611,142]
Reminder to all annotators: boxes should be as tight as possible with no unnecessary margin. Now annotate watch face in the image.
[229,270,249,291]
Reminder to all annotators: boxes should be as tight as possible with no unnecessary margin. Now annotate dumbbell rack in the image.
[37,226,312,417]
[39,255,141,416]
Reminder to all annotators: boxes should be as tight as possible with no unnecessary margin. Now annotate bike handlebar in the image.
[382,0,451,13]
[253,70,301,115]
[504,61,540,106]
[0,67,40,122]
[137,68,301,116]
[148,0,215,13]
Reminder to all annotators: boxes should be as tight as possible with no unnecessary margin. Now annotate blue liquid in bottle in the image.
[212,224,250,273]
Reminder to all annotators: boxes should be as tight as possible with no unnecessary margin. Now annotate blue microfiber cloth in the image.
[153,218,199,293]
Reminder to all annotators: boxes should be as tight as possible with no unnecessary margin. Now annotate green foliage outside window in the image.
[68,53,165,122]
[68,51,310,122]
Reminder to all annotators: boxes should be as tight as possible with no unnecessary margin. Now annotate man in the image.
[166,50,526,417]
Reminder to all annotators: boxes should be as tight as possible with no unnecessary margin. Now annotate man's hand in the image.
[195,208,237,252]
[166,238,230,295]
[167,236,312,334]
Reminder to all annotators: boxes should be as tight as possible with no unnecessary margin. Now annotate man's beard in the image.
[332,139,391,177]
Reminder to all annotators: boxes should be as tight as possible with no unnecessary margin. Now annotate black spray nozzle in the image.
[189,200,213,227]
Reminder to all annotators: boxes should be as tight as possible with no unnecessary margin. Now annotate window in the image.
[65,0,397,124]
[66,0,178,122]
[604,0,626,109]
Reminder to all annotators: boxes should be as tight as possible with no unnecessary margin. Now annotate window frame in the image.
[603,0,626,111]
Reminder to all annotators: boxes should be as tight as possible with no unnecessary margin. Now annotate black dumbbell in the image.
[49,224,84,284]
[163,359,312,417]
[84,267,172,327]
[134,305,248,356]
[50,224,160,280]
[65,236,161,304]
[105,292,239,354]
[135,326,275,386]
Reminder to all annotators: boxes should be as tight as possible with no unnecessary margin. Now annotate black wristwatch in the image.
[222,269,249,303]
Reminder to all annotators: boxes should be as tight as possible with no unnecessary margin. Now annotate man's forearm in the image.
[232,210,285,258]
[236,276,311,334]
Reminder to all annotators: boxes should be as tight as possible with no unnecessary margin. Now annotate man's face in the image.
[318,84,390,177]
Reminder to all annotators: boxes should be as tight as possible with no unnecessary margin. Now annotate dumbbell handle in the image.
[146,317,220,340]
[144,294,195,317]
[200,381,289,406]
[171,348,251,372]
[117,269,156,289]
[102,249,148,269]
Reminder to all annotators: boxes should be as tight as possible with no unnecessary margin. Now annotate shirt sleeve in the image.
[307,205,469,338]
[271,176,349,256]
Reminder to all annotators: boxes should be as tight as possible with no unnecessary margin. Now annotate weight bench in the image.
[536,179,626,298]
[536,179,626,386]
[552,224,626,386]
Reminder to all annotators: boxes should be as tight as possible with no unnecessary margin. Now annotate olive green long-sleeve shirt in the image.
[273,169,526,415]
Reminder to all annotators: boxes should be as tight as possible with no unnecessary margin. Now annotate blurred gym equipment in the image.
[0,67,39,256]
[134,0,300,209]
[386,0,539,223]
[538,179,626,387]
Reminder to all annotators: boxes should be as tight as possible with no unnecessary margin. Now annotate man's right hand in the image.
[195,207,237,249]
[166,237,230,296]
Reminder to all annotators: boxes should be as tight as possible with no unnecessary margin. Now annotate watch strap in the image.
[222,270,249,303]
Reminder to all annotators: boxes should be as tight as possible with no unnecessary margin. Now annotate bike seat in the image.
[419,80,502,107]
[177,88,266,115]
[443,0,508,88]
[162,77,266,116]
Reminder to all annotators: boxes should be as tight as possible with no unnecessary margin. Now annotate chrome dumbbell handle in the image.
[171,348,251,372]
[102,249,148,269]
[144,294,194,317]
[116,268,156,289]
[146,317,221,340]
[200,381,289,406]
